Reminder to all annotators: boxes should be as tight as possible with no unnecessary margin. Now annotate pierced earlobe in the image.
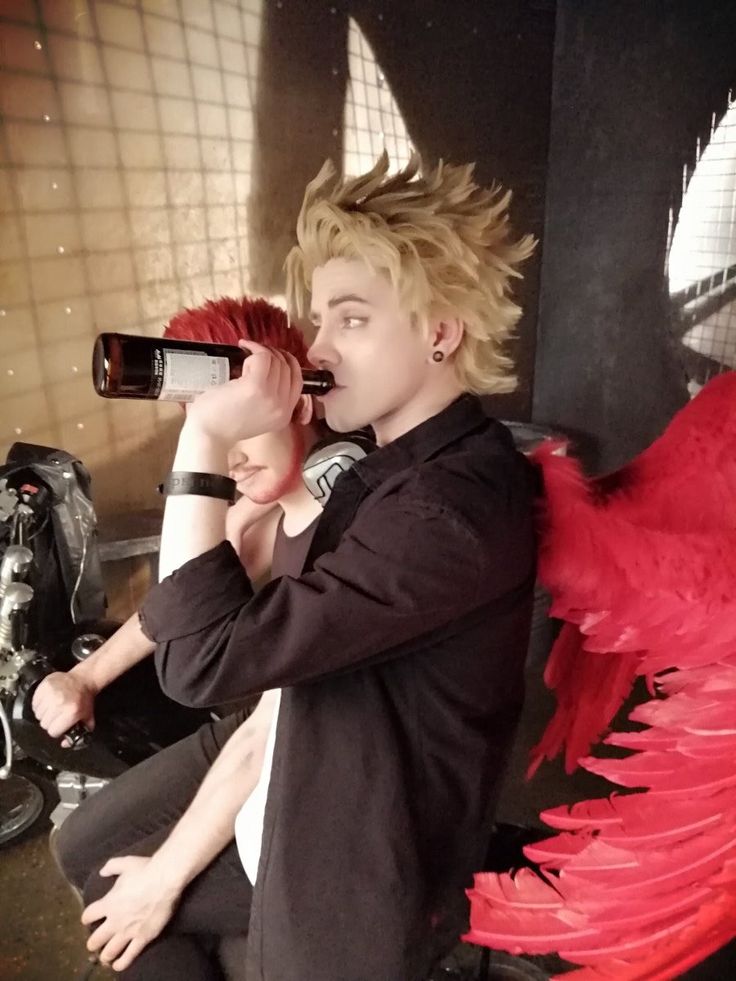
[432,350,445,363]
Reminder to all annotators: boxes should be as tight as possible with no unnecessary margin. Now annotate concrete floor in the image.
[0,783,105,981]
[1,659,735,980]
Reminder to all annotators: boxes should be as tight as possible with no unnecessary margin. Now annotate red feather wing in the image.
[468,374,736,979]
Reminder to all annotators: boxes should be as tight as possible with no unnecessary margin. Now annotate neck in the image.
[277,424,323,536]
[278,480,322,536]
[372,376,465,446]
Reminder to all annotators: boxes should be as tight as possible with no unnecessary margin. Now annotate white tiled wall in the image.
[343,17,412,177]
[669,98,736,375]
[0,0,412,516]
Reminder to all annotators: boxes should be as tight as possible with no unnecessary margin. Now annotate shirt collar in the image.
[352,394,493,490]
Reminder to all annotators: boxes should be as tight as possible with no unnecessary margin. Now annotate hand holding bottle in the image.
[183,342,304,446]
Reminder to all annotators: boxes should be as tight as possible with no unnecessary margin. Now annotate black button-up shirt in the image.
[140,394,537,981]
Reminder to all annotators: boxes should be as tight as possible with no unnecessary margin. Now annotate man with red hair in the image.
[35,295,320,729]
[34,296,327,978]
[163,296,317,538]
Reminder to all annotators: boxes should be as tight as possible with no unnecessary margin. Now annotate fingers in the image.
[256,346,301,405]
[46,707,92,740]
[30,679,47,717]
[284,352,303,409]
[44,712,77,740]
[242,344,273,389]
[81,898,106,928]
[98,933,130,967]
[89,926,146,971]
[32,675,86,735]
[113,937,147,972]
[32,673,97,740]
[238,343,296,412]
[32,680,61,725]
[86,916,149,970]
[189,339,301,441]
[85,915,111,950]
[80,857,161,971]
[99,856,139,877]
[239,341,289,376]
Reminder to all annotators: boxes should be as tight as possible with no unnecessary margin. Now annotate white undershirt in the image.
[233,511,318,885]
[234,688,282,884]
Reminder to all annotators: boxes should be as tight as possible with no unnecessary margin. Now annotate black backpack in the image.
[0,442,106,656]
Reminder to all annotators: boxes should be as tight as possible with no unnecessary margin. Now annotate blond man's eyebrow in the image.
[310,294,370,322]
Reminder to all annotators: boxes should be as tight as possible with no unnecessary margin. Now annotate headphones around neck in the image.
[302,433,376,507]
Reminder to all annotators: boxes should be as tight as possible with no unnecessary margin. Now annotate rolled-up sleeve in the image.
[139,494,507,708]
[139,540,253,640]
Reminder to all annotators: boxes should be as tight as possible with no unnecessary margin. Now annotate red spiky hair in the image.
[164,296,309,366]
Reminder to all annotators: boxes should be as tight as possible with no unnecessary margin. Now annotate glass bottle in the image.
[92,333,334,401]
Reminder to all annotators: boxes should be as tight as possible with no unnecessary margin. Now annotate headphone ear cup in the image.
[302,434,376,507]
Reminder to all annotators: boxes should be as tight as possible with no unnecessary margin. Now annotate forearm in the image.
[71,612,155,693]
[158,423,231,581]
[147,700,273,890]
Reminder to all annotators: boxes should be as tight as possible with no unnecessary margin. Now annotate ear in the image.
[292,394,314,426]
[428,317,464,358]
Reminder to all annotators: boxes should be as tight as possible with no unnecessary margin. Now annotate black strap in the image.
[162,471,236,502]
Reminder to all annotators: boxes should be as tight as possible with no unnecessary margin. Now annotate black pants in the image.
[55,711,253,981]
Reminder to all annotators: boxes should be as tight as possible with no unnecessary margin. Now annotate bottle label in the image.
[159,350,230,401]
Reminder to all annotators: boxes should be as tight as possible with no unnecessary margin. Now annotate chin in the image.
[323,415,352,434]
[324,405,372,434]
[246,487,281,506]
[239,474,276,505]
[249,463,304,505]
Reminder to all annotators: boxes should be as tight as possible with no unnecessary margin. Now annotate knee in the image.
[52,805,96,890]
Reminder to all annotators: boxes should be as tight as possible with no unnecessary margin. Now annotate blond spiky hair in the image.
[285,151,535,394]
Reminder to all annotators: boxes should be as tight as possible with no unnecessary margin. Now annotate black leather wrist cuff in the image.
[162,471,236,502]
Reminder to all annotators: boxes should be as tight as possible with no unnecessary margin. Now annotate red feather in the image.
[467,372,736,979]
[529,623,640,775]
